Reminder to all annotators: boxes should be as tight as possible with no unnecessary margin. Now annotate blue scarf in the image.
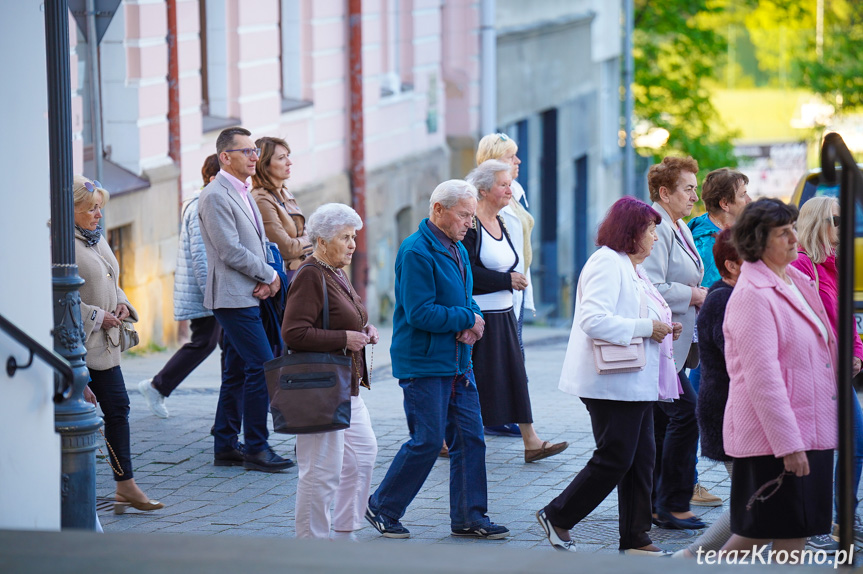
[76,225,103,247]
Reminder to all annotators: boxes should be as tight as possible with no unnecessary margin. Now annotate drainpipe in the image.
[623,0,635,197]
[480,0,496,136]
[167,0,182,211]
[348,0,367,303]
[45,0,103,530]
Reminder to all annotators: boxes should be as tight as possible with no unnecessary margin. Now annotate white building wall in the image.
[0,2,62,530]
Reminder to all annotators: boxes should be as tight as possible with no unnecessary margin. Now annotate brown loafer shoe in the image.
[439,443,449,458]
[524,441,568,463]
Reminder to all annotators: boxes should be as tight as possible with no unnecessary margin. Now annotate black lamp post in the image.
[44,0,102,529]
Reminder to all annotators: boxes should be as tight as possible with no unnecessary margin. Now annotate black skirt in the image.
[471,308,532,427]
[729,449,833,539]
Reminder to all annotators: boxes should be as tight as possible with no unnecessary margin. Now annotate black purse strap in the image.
[319,266,330,330]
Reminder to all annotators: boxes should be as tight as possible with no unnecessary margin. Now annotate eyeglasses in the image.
[225,148,261,158]
[77,180,102,193]
[745,470,791,511]
[831,215,841,227]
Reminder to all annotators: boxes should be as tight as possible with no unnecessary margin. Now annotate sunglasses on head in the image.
[831,215,841,227]
[497,133,509,142]
[79,180,102,193]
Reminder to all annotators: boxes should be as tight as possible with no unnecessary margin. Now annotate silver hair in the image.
[428,179,478,217]
[465,159,512,196]
[307,203,363,245]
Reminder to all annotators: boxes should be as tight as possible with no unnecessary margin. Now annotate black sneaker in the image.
[451,522,510,539]
[364,507,410,538]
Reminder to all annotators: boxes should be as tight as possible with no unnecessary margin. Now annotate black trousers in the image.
[544,398,655,550]
[89,366,133,481]
[152,315,222,397]
[653,368,698,513]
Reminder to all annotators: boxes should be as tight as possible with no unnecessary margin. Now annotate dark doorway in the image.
[539,108,558,313]
[573,155,588,277]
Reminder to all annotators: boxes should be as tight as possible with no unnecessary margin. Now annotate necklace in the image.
[314,256,344,276]
[707,213,725,230]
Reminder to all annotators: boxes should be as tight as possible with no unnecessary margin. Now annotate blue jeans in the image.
[834,391,863,519]
[212,306,273,455]
[689,365,701,485]
[368,372,492,530]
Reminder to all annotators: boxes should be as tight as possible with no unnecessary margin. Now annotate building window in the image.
[381,0,413,97]
[199,0,237,132]
[279,0,309,112]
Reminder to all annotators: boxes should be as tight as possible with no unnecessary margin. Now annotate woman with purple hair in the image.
[536,197,682,556]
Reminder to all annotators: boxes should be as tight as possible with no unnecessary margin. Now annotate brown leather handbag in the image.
[263,266,352,434]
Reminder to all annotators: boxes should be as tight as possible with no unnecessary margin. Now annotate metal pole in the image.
[623,0,635,198]
[480,0,496,136]
[86,0,104,186]
[45,0,103,530]
[837,147,856,563]
[822,132,860,564]
[816,0,824,61]
[348,0,367,303]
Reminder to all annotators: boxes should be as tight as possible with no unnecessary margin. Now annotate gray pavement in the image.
[98,325,749,552]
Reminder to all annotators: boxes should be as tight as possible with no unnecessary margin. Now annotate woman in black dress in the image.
[464,160,567,463]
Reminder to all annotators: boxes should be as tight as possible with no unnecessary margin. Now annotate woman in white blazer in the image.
[536,197,681,556]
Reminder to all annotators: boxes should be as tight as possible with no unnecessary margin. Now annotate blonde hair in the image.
[476,133,518,165]
[73,175,110,211]
[797,196,838,264]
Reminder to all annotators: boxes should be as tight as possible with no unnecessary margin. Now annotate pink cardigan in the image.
[789,251,863,361]
[723,260,838,459]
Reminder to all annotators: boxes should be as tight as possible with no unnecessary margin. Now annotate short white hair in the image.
[428,179,478,217]
[465,159,511,196]
[307,203,363,245]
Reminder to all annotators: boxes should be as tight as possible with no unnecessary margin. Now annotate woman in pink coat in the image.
[722,198,837,554]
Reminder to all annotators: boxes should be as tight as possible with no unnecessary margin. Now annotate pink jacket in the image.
[723,260,838,458]
[790,251,863,361]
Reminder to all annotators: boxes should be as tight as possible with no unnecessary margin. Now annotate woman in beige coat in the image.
[251,136,312,280]
[74,176,163,514]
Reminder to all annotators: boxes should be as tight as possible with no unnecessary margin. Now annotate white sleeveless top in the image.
[473,222,517,312]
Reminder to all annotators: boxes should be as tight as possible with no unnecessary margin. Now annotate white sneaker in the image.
[138,379,168,418]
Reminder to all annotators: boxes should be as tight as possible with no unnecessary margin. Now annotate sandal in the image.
[524,441,568,463]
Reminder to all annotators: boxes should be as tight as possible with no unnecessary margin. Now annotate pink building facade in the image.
[72,0,623,342]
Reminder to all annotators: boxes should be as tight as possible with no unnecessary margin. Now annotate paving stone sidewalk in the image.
[99,325,740,553]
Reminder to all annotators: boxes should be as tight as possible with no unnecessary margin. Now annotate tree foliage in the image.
[634,0,739,170]
[801,1,863,111]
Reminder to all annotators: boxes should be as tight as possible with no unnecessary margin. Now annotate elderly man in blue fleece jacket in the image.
[365,179,510,541]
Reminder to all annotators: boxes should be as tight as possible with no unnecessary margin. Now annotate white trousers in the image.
[295,395,377,539]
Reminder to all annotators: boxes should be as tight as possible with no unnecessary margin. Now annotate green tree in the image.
[802,0,863,111]
[634,0,739,169]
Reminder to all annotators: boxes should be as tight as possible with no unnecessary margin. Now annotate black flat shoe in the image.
[214,447,244,467]
[243,447,294,472]
[655,511,706,530]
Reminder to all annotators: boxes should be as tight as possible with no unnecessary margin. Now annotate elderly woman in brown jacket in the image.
[251,136,312,278]
[73,175,163,514]
[282,203,379,540]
